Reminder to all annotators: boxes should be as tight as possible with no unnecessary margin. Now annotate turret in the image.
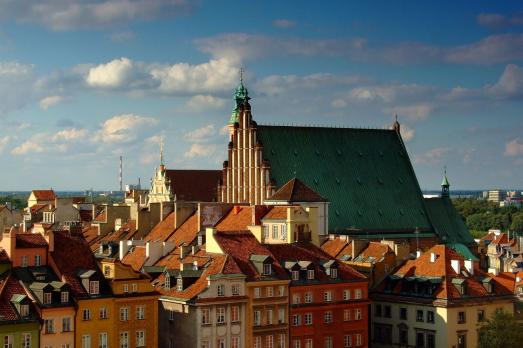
[441,167,450,198]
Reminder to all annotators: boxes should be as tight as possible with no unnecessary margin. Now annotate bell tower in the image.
[441,166,450,198]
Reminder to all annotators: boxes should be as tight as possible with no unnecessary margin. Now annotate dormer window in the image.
[43,292,52,305]
[89,281,99,295]
[281,225,287,240]
[331,268,338,279]
[263,263,272,276]
[217,284,225,297]
[177,278,183,291]
[20,304,29,317]
[307,269,315,280]
[34,255,41,267]
[292,270,299,280]
[61,292,69,303]
[263,225,269,239]
[21,256,28,267]
[164,275,171,290]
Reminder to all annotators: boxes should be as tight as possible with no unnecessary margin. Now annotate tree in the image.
[477,310,523,348]
[511,213,523,233]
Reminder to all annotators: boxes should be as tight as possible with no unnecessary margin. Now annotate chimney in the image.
[451,260,461,274]
[464,260,474,275]
[193,261,198,270]
[119,240,129,260]
[416,250,422,259]
[430,252,436,263]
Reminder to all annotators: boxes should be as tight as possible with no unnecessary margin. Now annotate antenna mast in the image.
[119,155,123,192]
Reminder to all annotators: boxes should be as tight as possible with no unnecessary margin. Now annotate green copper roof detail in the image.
[441,175,450,187]
[229,108,239,125]
[424,197,475,245]
[256,125,433,233]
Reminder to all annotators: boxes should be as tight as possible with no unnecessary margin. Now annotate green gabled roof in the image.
[256,125,433,233]
[448,243,478,261]
[424,197,475,246]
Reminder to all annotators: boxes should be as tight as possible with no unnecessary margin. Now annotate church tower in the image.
[441,167,450,198]
[219,70,274,204]
[148,137,173,203]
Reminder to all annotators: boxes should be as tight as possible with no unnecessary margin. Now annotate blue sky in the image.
[0,0,522,191]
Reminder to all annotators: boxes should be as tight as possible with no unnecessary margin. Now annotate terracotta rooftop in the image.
[268,177,327,202]
[93,209,107,223]
[122,246,147,272]
[262,206,288,220]
[215,205,269,232]
[492,233,509,245]
[167,212,199,246]
[82,224,100,245]
[358,242,393,261]
[30,203,48,214]
[321,237,350,258]
[31,190,56,201]
[90,220,137,252]
[165,170,222,202]
[15,233,48,248]
[145,211,177,242]
[480,232,497,242]
[0,274,34,322]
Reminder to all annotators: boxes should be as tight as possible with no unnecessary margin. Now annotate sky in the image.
[0,0,522,191]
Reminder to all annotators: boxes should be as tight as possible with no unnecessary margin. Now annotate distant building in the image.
[488,190,506,203]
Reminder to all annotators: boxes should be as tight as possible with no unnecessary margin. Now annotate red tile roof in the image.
[146,212,177,242]
[214,206,268,232]
[0,249,10,263]
[268,178,327,202]
[30,203,48,214]
[0,274,29,321]
[93,209,107,223]
[79,210,93,222]
[31,190,56,201]
[82,224,100,245]
[165,170,222,202]
[359,242,392,261]
[122,246,147,272]
[166,213,199,246]
[321,237,350,258]
[214,231,288,281]
[15,233,48,248]
[492,233,509,245]
[263,206,288,220]
[90,220,137,252]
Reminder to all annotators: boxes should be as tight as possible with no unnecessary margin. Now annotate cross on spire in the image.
[160,135,164,166]
[240,67,244,85]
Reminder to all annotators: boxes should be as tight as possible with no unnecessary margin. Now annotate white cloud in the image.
[11,139,46,155]
[273,19,296,28]
[184,143,217,158]
[39,95,65,110]
[446,34,523,65]
[94,114,159,144]
[413,147,451,164]
[184,124,216,142]
[52,128,87,141]
[0,135,13,153]
[487,64,523,97]
[86,57,135,88]
[0,0,194,31]
[505,139,523,157]
[399,124,415,142]
[187,95,226,111]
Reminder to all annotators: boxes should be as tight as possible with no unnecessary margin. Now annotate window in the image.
[343,309,351,321]
[343,289,351,300]
[216,307,225,324]
[331,268,338,279]
[458,311,466,324]
[254,337,261,348]
[217,284,225,296]
[201,308,210,324]
[324,311,333,324]
[427,332,435,348]
[231,305,240,322]
[400,307,407,320]
[280,335,286,348]
[305,292,313,303]
[20,304,29,317]
[305,338,312,348]
[293,314,301,326]
[292,270,299,280]
[281,224,287,240]
[81,335,90,348]
[263,263,272,275]
[254,287,261,298]
[83,308,91,321]
[355,308,362,320]
[293,293,301,304]
[104,266,110,276]
[305,312,313,325]
[89,281,99,295]
[34,255,41,266]
[232,283,240,296]
[61,291,69,303]
[136,306,145,320]
[279,307,285,323]
[416,332,424,347]
[267,309,273,325]
[267,287,274,297]
[21,256,28,267]
[99,307,108,319]
[44,319,54,334]
[232,336,240,348]
[136,330,145,347]
[263,225,269,239]
[164,275,170,289]
[266,335,274,348]
[416,310,424,322]
[177,278,183,291]
[354,289,362,299]
[399,327,408,345]
[119,331,129,348]
[478,309,485,322]
[3,335,12,348]
[293,340,301,348]
[324,336,333,348]
[131,284,138,293]
[254,310,261,326]
[344,335,352,347]
[307,269,315,280]
[375,304,382,317]
[62,317,71,332]
[272,225,279,239]
[427,310,434,323]
[99,332,108,348]
[120,307,129,321]
[169,309,175,321]
[278,285,285,296]
[323,291,332,302]
[21,334,31,348]
[355,334,362,346]
[123,284,129,293]
[43,292,52,305]
[384,305,391,318]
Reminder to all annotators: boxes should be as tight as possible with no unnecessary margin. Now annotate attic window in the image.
[89,281,99,295]
[164,275,171,290]
[177,278,183,291]
[263,263,272,276]
[307,269,315,280]
[331,268,338,279]
[482,278,493,294]
[292,270,299,281]
[20,304,29,317]
[43,292,52,305]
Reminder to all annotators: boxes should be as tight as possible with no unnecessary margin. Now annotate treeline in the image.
[452,198,523,233]
[0,195,28,210]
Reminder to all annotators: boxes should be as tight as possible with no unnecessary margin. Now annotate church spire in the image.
[159,136,165,170]
[229,67,251,125]
[441,166,450,198]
